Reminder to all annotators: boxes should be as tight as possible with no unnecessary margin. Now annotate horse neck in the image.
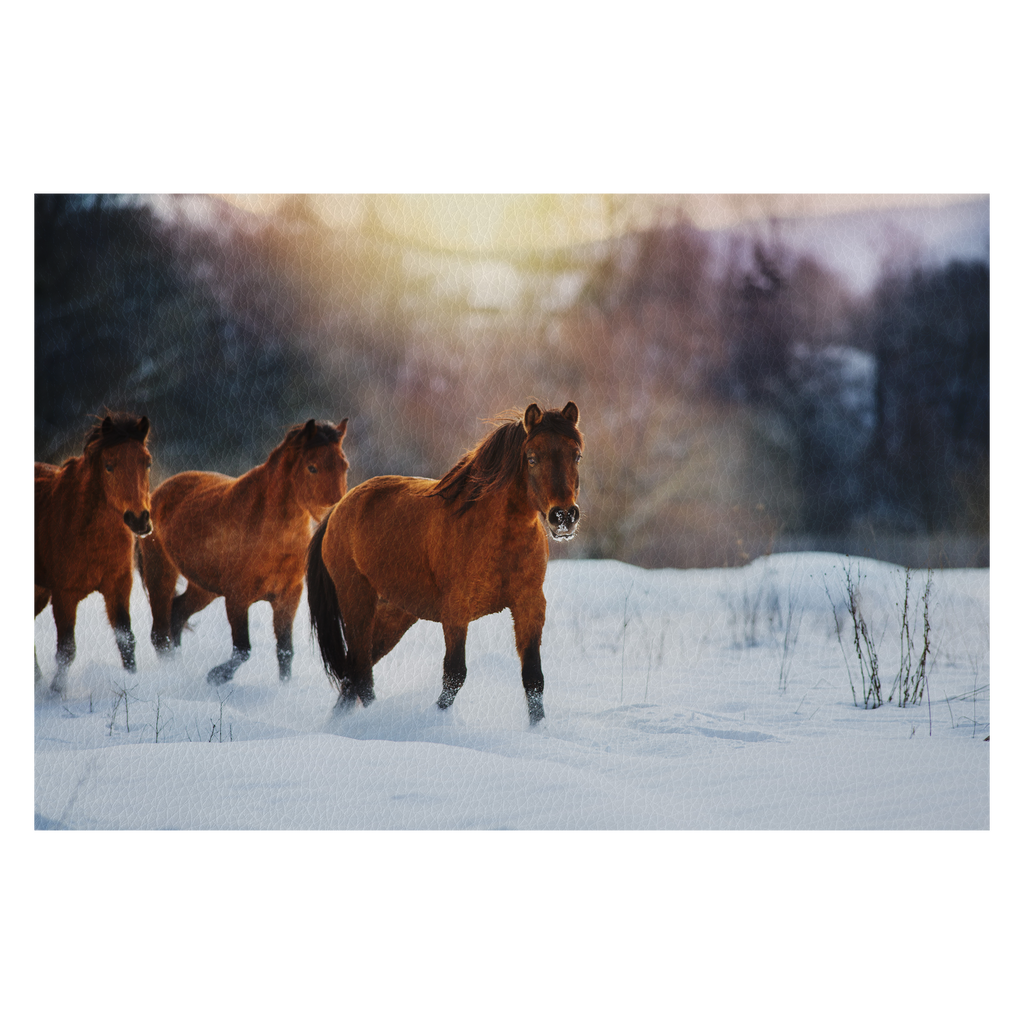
[58,454,116,528]
[470,468,537,526]
[247,453,308,522]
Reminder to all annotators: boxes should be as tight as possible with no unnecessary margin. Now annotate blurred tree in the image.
[865,260,989,533]
[35,195,329,474]
[35,195,182,460]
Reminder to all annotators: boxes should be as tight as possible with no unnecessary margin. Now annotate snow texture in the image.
[35,553,988,830]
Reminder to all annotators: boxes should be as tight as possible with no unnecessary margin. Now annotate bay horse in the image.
[139,419,349,684]
[35,414,153,694]
[306,402,582,725]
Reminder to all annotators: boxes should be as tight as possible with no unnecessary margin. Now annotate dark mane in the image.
[286,419,346,448]
[429,409,582,515]
[429,419,525,513]
[277,420,344,454]
[82,413,150,456]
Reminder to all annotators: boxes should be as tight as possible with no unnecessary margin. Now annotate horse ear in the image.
[101,416,114,435]
[561,402,579,426]
[138,416,150,440]
[336,418,348,440]
[523,404,543,434]
[301,419,317,439]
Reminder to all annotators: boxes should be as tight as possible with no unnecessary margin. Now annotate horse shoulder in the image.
[36,457,91,536]
[425,492,544,621]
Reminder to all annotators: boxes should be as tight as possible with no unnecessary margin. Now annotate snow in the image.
[35,552,988,830]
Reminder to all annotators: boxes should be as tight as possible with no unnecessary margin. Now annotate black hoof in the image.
[333,695,358,716]
[207,664,235,685]
[527,693,545,726]
[152,635,173,657]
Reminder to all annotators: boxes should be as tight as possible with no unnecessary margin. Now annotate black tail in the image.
[306,509,348,690]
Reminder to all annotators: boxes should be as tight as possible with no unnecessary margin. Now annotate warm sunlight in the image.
[216,193,982,251]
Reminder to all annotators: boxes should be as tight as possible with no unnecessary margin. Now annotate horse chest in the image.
[51,524,132,594]
[444,524,546,621]
[244,540,304,590]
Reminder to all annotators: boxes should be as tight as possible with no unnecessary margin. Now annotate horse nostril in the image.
[549,507,580,531]
[124,510,153,536]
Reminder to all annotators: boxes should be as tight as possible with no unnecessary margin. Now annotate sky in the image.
[216,193,987,252]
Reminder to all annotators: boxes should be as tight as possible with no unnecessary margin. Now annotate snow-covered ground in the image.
[35,552,988,830]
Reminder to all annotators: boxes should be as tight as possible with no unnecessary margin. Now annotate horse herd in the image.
[34,403,584,725]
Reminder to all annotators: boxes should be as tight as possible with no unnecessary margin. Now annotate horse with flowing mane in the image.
[139,419,349,684]
[306,402,583,725]
[35,414,153,693]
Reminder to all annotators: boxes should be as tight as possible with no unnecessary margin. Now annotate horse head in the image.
[523,402,582,542]
[94,415,153,537]
[292,418,350,521]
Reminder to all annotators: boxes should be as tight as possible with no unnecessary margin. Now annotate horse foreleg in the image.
[103,576,137,674]
[436,622,468,711]
[138,535,178,654]
[208,599,251,685]
[34,587,51,684]
[272,586,303,682]
[511,599,547,725]
[49,592,80,696]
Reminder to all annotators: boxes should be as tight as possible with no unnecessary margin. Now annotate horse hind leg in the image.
[170,581,217,649]
[334,678,361,714]
[307,521,377,712]
[371,601,419,666]
[332,577,378,712]
[208,598,251,685]
[272,585,303,682]
[208,647,249,685]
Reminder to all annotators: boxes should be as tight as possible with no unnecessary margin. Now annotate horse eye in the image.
[575,452,582,463]
[527,454,537,466]
[308,464,318,474]
[105,462,114,472]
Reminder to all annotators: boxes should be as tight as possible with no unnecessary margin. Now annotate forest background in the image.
[35,193,989,570]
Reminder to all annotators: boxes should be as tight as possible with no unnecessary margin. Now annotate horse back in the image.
[151,466,310,598]
[149,470,244,569]
[151,470,235,514]
[327,474,548,624]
